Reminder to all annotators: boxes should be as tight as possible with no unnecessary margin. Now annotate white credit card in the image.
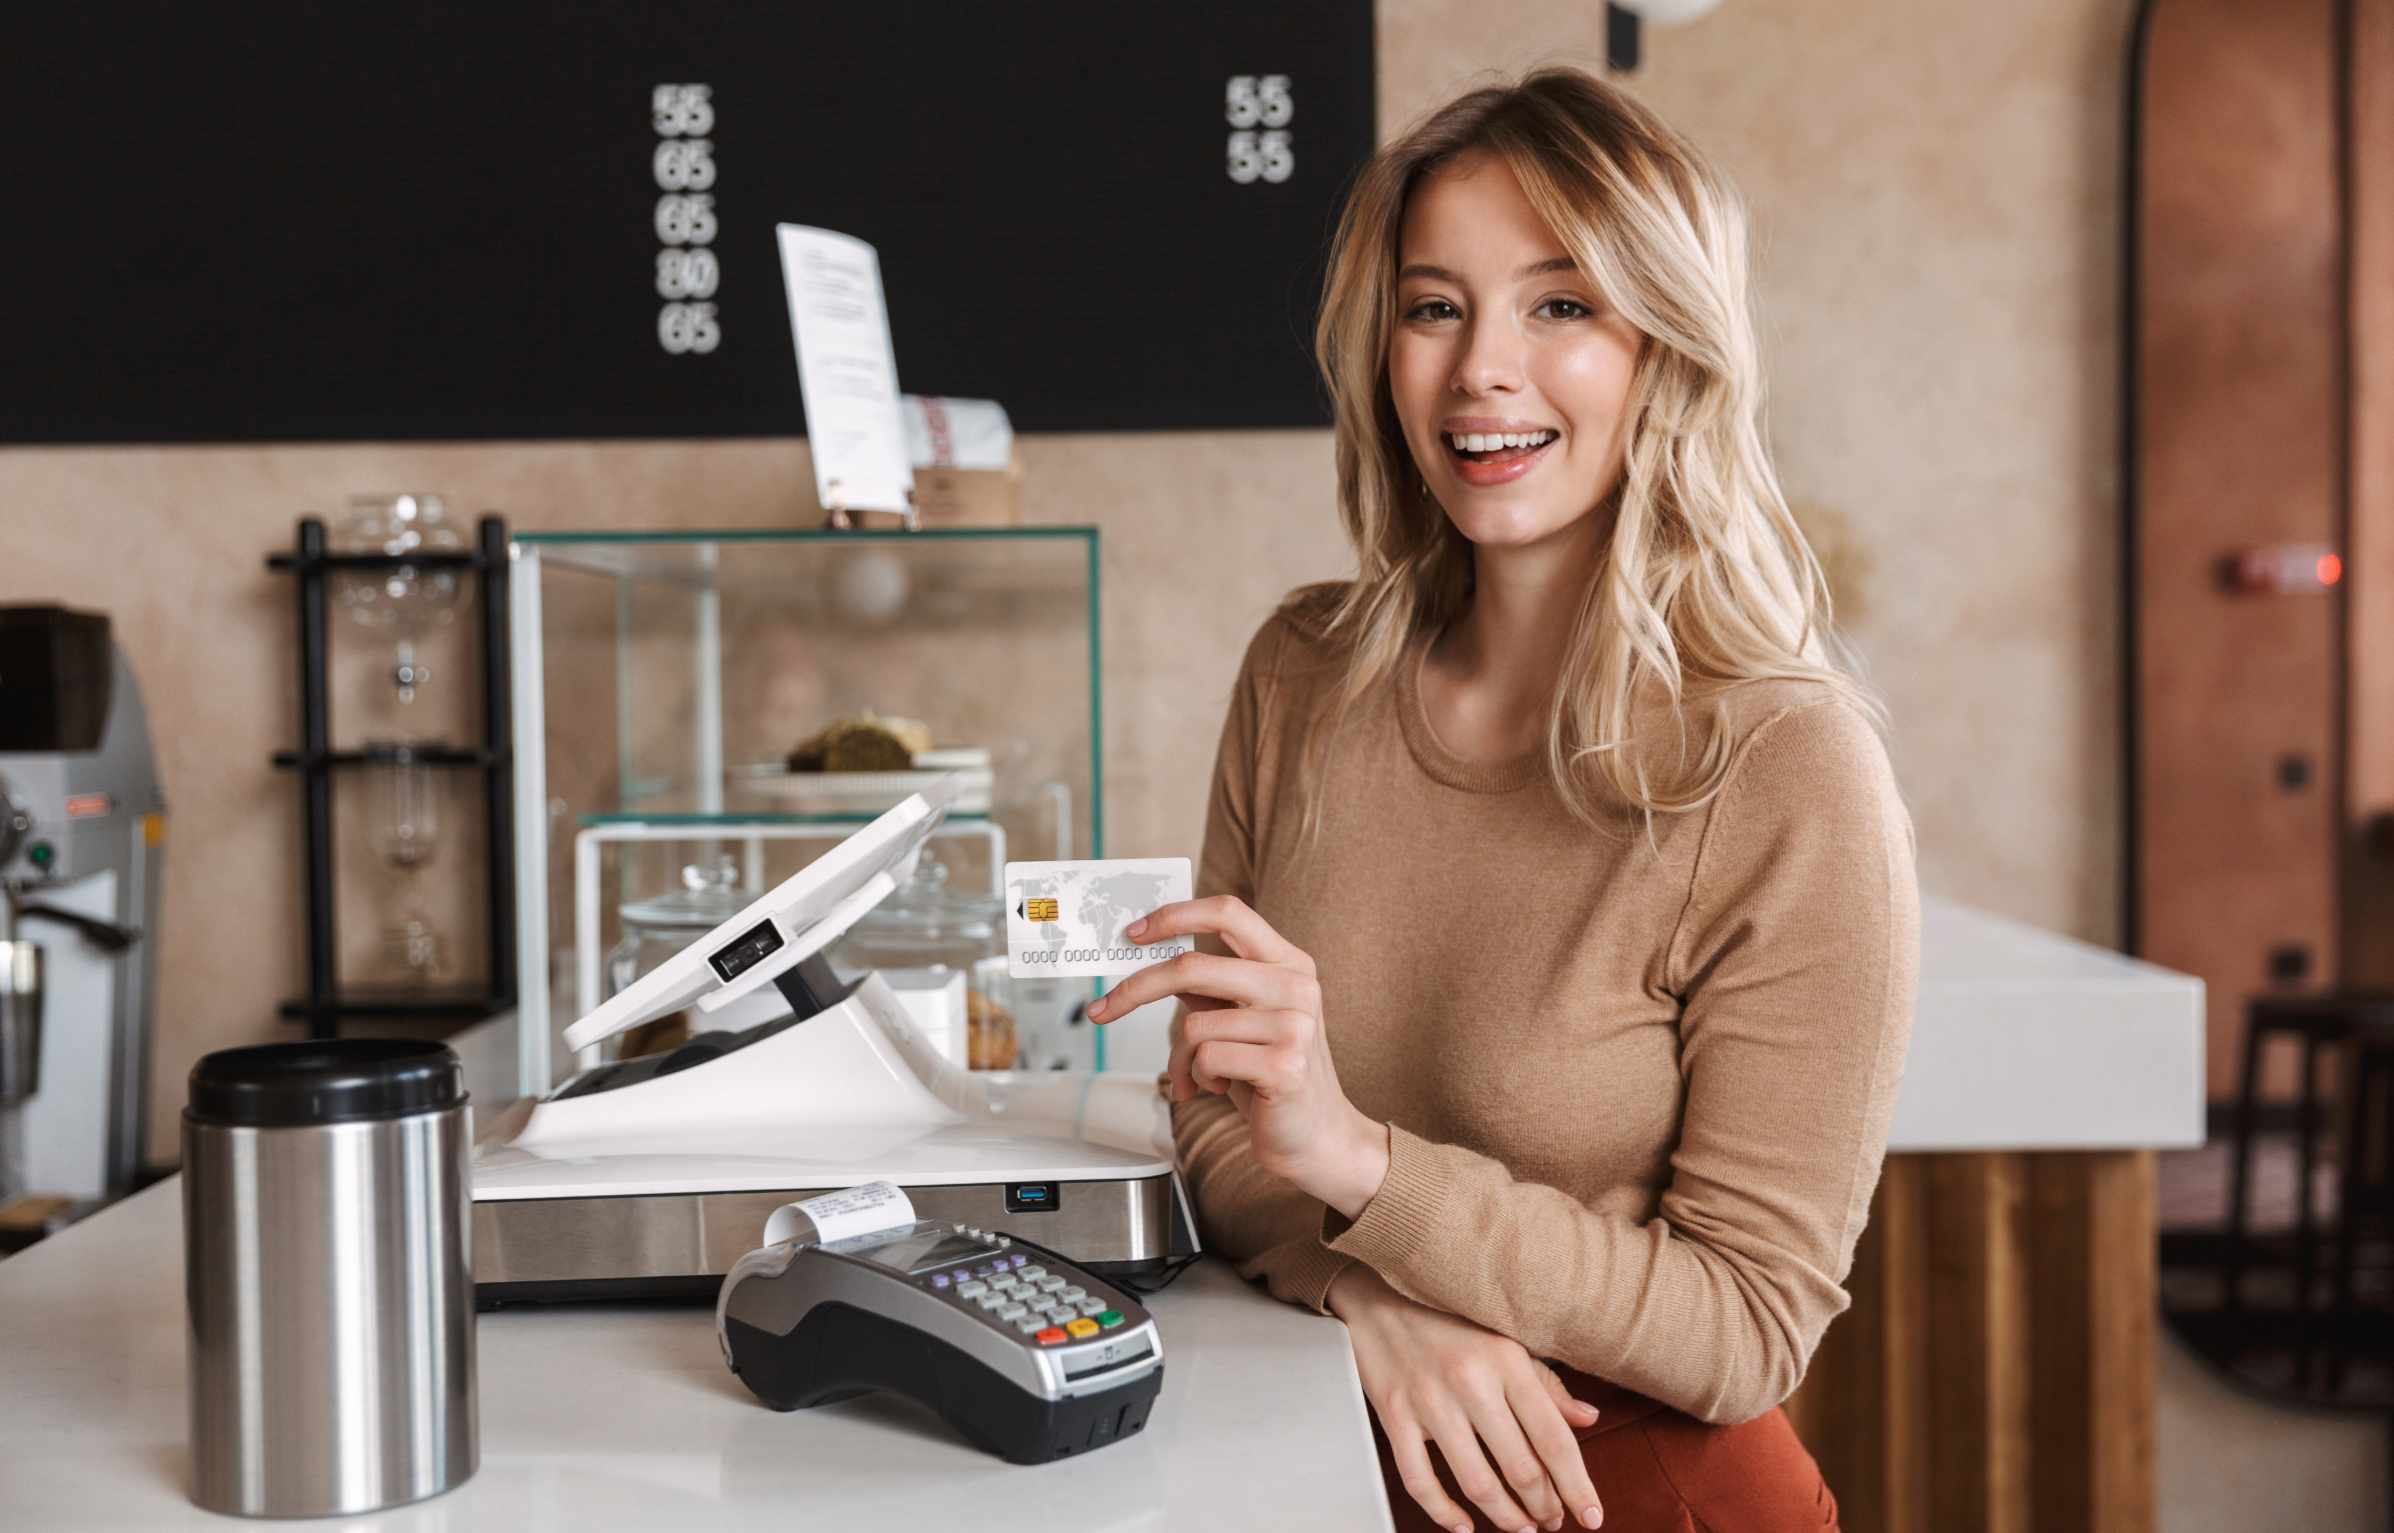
[1004,858,1193,979]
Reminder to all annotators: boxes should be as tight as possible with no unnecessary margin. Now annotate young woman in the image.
[1088,68,1915,1533]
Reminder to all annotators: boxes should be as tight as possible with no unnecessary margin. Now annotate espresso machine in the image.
[0,607,166,1211]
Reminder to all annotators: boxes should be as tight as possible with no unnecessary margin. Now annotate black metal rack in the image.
[267,515,516,1038]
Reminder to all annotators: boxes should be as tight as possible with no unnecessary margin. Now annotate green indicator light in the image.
[27,842,53,869]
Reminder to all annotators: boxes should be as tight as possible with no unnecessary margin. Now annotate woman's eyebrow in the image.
[1396,256,1580,282]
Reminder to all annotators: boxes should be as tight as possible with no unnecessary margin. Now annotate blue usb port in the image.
[1005,1182,1059,1213]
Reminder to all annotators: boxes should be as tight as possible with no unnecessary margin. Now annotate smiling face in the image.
[1389,152,1644,552]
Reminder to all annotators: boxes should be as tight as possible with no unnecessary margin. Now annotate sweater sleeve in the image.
[1166,615,1361,1315]
[1319,699,1920,1423]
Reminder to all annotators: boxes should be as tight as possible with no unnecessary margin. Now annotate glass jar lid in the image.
[619,854,748,932]
[843,855,1000,956]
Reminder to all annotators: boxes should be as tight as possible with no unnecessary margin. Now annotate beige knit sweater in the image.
[1169,592,1919,1426]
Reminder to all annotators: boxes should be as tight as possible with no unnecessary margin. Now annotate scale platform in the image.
[472,787,1193,1303]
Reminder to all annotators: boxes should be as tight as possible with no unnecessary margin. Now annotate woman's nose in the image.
[1449,316,1526,396]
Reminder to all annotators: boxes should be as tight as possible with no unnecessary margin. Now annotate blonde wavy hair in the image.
[1309,66,1879,829]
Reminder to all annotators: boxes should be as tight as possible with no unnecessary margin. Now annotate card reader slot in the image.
[1063,1342,1154,1382]
[710,919,785,983]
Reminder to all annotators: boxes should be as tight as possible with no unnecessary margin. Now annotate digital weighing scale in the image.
[470,784,1195,1303]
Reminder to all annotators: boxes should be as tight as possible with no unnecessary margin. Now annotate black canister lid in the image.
[186,1039,465,1127]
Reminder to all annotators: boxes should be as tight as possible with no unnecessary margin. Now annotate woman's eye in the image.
[1536,298,1594,321]
[1405,298,1460,322]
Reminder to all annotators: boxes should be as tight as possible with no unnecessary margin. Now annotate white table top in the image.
[1893,896,2206,1152]
[0,1181,1393,1532]
[0,895,2205,1526]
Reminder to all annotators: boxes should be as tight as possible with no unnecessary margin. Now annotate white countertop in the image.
[0,1181,1394,1532]
[1892,896,2206,1152]
[0,897,2202,1526]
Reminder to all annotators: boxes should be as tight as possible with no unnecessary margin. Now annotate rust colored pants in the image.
[1370,1366,1840,1533]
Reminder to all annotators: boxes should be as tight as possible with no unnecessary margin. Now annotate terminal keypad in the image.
[917,1226,1141,1349]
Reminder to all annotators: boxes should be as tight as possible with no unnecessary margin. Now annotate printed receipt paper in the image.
[1004,858,1193,979]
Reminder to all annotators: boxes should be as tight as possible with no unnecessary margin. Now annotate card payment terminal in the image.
[718,1215,1165,1464]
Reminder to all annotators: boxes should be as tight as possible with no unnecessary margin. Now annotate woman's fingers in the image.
[1468,1389,1567,1530]
[1383,1415,1480,1533]
[1181,1007,1297,1050]
[1511,1373,1604,1529]
[1538,1364,1600,1428]
[1187,1037,1279,1096]
[1163,997,1229,1102]
[1128,894,1315,973]
[1425,1407,1539,1533]
[1091,949,1315,1022]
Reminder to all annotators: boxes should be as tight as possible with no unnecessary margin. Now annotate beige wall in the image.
[0,0,2133,1159]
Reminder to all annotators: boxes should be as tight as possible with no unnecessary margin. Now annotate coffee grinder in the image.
[0,607,166,1214]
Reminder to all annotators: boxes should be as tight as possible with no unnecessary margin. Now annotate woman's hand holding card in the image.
[1086,894,1391,1221]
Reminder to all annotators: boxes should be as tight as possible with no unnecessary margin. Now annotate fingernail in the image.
[1087,995,1109,1020]
[1127,917,1147,937]
[1582,1508,1603,1528]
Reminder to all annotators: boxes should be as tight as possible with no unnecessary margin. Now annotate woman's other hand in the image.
[1329,1265,1606,1533]
[1085,895,1389,1218]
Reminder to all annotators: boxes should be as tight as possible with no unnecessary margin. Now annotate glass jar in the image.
[830,854,1022,1070]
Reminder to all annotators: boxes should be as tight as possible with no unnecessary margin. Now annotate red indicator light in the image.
[2225,544,2343,594]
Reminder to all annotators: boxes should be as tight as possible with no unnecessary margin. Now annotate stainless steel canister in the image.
[183,1039,477,1517]
[0,940,40,1105]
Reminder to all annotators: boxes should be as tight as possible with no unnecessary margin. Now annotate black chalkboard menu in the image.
[10,3,1374,444]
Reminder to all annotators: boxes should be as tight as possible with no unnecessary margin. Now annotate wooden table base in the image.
[1781,1151,2159,1533]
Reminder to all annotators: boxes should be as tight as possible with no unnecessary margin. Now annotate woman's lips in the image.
[1445,434,1556,488]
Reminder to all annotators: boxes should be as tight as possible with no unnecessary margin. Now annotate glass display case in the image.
[506,528,1102,1091]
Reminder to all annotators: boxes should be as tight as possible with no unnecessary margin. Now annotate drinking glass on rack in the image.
[367,741,448,984]
[334,494,469,705]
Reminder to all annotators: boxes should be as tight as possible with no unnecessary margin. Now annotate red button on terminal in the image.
[1034,1326,1068,1346]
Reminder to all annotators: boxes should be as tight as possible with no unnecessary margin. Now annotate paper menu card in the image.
[776,224,914,517]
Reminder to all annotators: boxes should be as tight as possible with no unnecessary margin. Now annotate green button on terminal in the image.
[1097,1309,1125,1329]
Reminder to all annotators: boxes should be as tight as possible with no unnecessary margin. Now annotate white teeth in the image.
[1448,429,1557,453]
